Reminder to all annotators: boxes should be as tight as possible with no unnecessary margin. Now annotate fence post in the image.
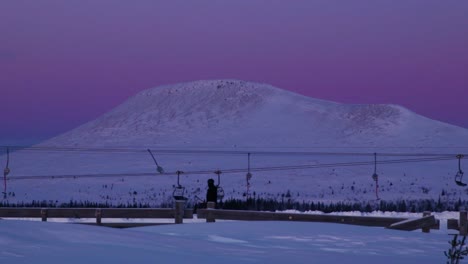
[175,200,185,224]
[460,207,467,236]
[422,211,431,233]
[206,202,216,223]
[41,208,48,222]
[95,209,102,225]
[448,219,459,231]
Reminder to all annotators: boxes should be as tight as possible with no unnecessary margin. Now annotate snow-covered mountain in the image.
[40,79,467,148]
[3,80,468,206]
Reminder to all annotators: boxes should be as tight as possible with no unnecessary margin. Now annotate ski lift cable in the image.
[6,156,455,181]
[243,156,453,172]
[1,145,466,158]
[3,145,468,151]
[5,155,454,181]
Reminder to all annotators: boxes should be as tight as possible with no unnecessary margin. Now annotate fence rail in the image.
[197,208,408,227]
[0,201,192,226]
[0,208,190,218]
[1,203,447,233]
[197,202,440,232]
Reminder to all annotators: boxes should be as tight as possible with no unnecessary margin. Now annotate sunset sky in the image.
[1,1,467,145]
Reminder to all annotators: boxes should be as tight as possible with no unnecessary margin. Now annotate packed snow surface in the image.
[0,219,453,264]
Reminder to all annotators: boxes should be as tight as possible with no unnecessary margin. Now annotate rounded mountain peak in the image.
[41,79,468,148]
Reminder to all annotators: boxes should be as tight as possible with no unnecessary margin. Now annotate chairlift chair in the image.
[214,170,225,201]
[455,171,466,187]
[172,186,187,200]
[455,155,466,187]
[147,149,164,174]
[173,170,188,200]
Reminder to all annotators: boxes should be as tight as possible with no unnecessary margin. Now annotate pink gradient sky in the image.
[1,1,467,145]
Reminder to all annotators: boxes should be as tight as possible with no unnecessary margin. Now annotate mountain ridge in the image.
[40,79,468,148]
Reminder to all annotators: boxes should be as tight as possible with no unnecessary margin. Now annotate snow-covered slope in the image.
[40,79,467,148]
[0,220,449,264]
[2,80,468,205]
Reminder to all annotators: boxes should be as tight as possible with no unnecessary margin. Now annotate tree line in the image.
[1,197,467,213]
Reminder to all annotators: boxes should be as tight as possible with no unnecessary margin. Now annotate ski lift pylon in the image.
[3,147,9,199]
[455,154,466,187]
[371,153,380,200]
[245,152,252,198]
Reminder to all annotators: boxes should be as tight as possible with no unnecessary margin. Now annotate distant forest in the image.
[1,197,468,213]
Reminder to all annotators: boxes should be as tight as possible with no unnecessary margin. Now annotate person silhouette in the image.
[206,178,218,203]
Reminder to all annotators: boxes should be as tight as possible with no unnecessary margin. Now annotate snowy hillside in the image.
[2,80,468,206]
[38,79,468,148]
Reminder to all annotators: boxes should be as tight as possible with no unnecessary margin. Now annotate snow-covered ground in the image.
[2,210,464,263]
[0,217,455,264]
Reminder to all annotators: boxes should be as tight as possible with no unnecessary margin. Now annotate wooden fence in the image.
[0,201,443,232]
[197,202,440,232]
[447,207,468,235]
[0,201,192,227]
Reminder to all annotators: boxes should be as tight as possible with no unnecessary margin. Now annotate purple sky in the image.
[1,1,467,145]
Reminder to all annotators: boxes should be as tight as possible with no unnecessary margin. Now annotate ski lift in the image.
[455,155,466,187]
[245,152,252,198]
[173,170,187,200]
[3,147,10,199]
[214,170,225,201]
[147,149,164,174]
[371,153,380,200]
